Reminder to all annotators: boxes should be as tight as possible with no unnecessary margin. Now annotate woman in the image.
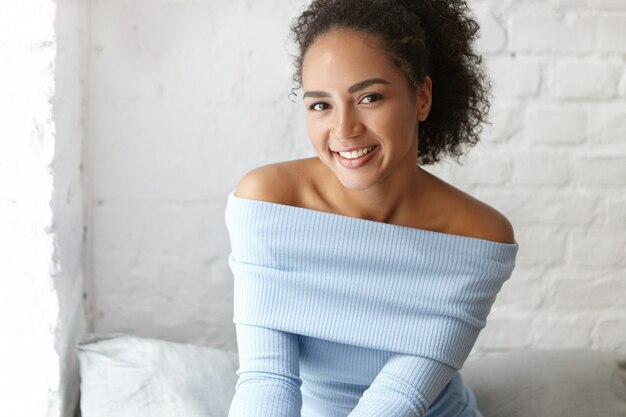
[225,0,518,416]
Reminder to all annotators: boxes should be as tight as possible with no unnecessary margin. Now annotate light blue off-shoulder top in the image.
[224,191,518,417]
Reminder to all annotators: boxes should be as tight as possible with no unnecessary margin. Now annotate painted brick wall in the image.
[0,0,88,416]
[86,0,626,357]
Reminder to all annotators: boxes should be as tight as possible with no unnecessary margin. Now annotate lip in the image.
[332,145,379,169]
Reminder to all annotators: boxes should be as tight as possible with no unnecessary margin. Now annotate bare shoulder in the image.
[421,169,515,244]
[455,193,516,244]
[235,163,293,203]
[234,158,314,204]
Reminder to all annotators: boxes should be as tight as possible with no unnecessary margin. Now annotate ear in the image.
[415,76,432,122]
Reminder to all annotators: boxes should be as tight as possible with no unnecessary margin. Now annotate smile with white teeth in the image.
[337,146,376,159]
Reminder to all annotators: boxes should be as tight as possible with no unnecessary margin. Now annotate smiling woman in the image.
[225,1,518,416]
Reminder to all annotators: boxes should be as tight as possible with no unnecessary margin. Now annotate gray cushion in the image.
[77,333,238,417]
[461,349,626,417]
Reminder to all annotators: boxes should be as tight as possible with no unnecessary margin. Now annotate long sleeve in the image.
[227,323,303,417]
[348,354,455,417]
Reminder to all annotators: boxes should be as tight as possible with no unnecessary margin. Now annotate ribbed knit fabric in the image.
[225,191,518,417]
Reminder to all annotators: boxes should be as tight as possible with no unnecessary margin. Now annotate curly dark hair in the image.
[290,0,490,165]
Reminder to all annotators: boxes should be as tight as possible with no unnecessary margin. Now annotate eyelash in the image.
[307,93,384,112]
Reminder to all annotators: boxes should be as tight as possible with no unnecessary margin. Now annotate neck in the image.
[326,163,426,224]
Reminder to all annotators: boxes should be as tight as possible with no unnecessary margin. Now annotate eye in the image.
[360,93,383,104]
[307,102,330,112]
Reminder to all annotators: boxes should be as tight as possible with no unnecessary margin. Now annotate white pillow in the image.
[77,333,238,417]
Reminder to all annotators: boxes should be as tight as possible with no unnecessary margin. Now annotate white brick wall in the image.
[509,5,596,54]
[546,60,622,99]
[0,0,87,416]
[525,103,587,144]
[86,0,309,350]
[487,57,542,97]
[85,0,626,360]
[460,0,626,359]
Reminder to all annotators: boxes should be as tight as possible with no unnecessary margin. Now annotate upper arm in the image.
[235,164,293,203]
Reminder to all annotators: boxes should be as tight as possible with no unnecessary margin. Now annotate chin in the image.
[318,155,380,191]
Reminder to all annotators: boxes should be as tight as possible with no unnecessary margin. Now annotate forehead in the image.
[302,29,406,89]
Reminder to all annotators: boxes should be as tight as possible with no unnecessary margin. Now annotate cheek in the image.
[372,110,406,138]
[384,106,417,139]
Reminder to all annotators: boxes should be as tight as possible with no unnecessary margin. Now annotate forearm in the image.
[228,373,302,417]
[347,354,455,417]
[347,373,428,417]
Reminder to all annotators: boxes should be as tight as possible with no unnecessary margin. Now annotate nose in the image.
[331,105,365,140]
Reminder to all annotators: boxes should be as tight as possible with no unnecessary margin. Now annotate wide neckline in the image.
[227,190,518,249]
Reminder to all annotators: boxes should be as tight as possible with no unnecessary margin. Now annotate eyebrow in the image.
[303,78,391,99]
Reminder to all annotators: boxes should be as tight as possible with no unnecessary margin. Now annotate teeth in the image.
[338,146,375,159]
